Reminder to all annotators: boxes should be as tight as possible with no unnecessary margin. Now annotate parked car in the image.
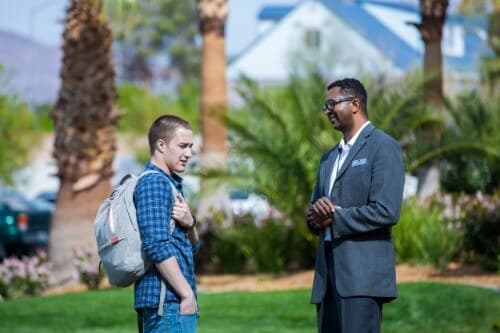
[229,190,270,220]
[0,188,52,258]
[35,190,57,205]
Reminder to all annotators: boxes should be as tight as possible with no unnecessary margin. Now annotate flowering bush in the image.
[394,191,499,271]
[459,191,499,271]
[73,247,104,290]
[0,251,50,300]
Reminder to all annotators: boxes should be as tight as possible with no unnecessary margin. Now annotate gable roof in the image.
[232,0,488,75]
[319,0,419,70]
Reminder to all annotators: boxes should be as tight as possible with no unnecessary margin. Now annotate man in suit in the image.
[307,78,405,333]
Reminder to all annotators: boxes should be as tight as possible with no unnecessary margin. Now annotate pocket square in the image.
[352,158,367,167]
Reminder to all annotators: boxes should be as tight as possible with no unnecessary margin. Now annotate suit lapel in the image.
[336,124,375,180]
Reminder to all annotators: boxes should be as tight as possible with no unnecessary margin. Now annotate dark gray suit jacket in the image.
[310,123,405,304]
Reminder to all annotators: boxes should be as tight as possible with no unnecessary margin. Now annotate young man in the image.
[134,115,199,333]
[307,79,405,333]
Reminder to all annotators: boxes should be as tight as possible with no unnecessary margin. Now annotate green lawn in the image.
[0,283,498,333]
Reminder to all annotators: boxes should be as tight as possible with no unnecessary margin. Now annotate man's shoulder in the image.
[135,170,170,194]
[370,127,400,146]
[320,146,339,163]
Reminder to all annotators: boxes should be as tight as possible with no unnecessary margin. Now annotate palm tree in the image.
[483,1,500,95]
[50,0,119,283]
[196,0,228,170]
[411,0,449,107]
[195,0,231,220]
[223,72,500,250]
[409,0,449,196]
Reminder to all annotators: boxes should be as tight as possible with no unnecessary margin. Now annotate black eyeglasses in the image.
[322,97,355,114]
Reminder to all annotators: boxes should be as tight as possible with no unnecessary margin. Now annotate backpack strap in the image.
[158,281,167,316]
[138,169,182,317]
[158,176,178,316]
[138,170,161,179]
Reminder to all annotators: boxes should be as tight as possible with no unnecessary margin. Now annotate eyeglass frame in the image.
[322,97,356,114]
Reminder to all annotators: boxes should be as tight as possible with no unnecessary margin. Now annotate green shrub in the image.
[198,213,316,274]
[243,219,288,273]
[393,197,463,270]
[459,192,500,272]
[211,227,249,274]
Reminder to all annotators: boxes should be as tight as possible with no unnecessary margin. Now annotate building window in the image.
[304,29,321,49]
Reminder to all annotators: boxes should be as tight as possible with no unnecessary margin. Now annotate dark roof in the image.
[253,0,489,72]
[257,5,294,21]
[319,0,420,69]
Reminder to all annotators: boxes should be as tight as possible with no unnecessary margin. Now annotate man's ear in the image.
[351,98,361,114]
[156,139,165,153]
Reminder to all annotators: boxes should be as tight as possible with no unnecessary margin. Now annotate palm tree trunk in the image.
[200,28,228,169]
[411,0,449,196]
[196,0,232,221]
[50,181,110,283]
[50,0,118,284]
[197,0,228,170]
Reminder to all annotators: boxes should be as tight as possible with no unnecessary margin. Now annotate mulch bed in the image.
[44,263,499,295]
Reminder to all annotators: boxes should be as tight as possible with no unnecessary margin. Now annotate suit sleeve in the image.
[307,156,325,235]
[332,138,405,238]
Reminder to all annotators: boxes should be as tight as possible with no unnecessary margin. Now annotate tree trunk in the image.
[412,0,449,196]
[50,0,118,284]
[198,1,228,170]
[423,39,444,107]
[483,3,500,94]
[49,180,110,283]
[200,31,228,169]
[196,0,230,220]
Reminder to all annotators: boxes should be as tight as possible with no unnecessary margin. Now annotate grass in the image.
[0,283,498,333]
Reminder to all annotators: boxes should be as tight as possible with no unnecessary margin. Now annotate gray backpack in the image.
[94,170,177,291]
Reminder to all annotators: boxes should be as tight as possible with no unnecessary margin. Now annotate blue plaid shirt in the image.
[133,161,198,311]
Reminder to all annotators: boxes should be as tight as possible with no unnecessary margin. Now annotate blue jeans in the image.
[141,302,198,333]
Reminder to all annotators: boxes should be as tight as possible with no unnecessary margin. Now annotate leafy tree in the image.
[457,0,500,95]
[224,70,333,238]
[441,91,500,193]
[223,70,499,240]
[116,83,199,135]
[0,71,39,185]
[108,0,200,85]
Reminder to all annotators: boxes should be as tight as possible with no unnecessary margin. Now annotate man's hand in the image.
[179,291,198,314]
[312,197,335,219]
[307,198,342,230]
[307,207,331,230]
[155,257,198,315]
[171,195,195,229]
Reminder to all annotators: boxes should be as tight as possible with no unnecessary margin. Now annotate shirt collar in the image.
[145,160,183,187]
[339,121,371,150]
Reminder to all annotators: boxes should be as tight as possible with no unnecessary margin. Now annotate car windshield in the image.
[0,188,41,211]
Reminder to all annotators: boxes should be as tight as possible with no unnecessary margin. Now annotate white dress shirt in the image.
[324,121,371,241]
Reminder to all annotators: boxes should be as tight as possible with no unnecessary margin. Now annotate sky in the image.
[0,0,300,56]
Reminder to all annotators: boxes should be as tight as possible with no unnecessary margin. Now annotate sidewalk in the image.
[197,263,500,293]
